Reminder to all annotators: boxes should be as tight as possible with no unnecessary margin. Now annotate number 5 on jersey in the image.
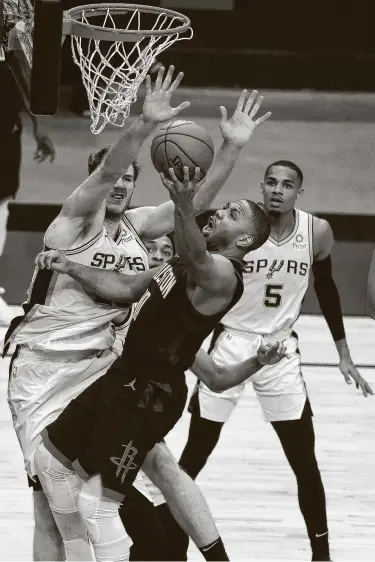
[264,284,283,308]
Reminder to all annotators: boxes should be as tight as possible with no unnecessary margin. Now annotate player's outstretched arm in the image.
[191,343,287,392]
[130,89,271,241]
[367,249,375,319]
[312,217,373,397]
[45,65,190,250]
[35,250,160,303]
[162,166,237,300]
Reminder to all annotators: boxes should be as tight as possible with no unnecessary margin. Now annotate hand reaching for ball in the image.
[143,65,190,124]
[160,166,201,212]
[219,89,272,148]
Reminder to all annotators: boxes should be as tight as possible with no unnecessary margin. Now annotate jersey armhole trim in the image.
[44,230,103,256]
[122,214,148,254]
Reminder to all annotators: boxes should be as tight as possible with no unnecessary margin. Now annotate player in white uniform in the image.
[6,67,272,561]
[158,160,373,562]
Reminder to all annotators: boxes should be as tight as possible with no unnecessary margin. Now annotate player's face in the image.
[146,236,174,268]
[202,200,253,250]
[105,165,136,217]
[261,166,302,216]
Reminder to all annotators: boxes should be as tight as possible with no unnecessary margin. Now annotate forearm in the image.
[174,205,207,265]
[67,261,156,303]
[192,142,242,212]
[313,256,346,355]
[101,115,157,180]
[191,351,263,392]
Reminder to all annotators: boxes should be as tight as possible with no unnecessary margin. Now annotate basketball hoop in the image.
[63,4,193,134]
[2,2,192,132]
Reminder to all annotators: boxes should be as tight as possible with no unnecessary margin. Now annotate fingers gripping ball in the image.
[151,120,214,182]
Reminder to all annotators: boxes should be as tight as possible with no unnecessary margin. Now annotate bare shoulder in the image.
[312,216,334,260]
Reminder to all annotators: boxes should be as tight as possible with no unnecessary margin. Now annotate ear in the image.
[296,187,304,199]
[260,181,265,195]
[236,234,253,250]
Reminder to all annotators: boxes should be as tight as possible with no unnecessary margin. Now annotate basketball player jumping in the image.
[6,65,272,561]
[32,164,287,562]
[158,160,374,562]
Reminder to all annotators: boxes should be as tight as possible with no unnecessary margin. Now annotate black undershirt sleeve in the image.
[312,255,346,342]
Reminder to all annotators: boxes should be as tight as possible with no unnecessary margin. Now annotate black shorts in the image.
[27,475,43,491]
[46,367,187,495]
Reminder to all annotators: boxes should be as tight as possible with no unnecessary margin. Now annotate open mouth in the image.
[111,192,126,201]
[202,215,216,236]
[270,197,283,204]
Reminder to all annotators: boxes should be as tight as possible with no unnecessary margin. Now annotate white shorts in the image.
[7,343,153,502]
[194,327,307,423]
[8,345,119,479]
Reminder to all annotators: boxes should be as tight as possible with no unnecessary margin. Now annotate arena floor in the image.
[1,314,374,561]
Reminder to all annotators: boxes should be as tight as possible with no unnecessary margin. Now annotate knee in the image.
[35,444,81,514]
[143,442,181,491]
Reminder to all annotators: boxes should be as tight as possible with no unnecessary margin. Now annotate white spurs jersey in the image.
[223,210,313,336]
[5,215,149,354]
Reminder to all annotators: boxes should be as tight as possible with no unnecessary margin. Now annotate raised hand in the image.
[219,89,271,148]
[160,166,201,211]
[257,341,288,366]
[35,250,72,274]
[142,65,190,124]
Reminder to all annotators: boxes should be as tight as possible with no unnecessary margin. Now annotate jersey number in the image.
[264,284,283,308]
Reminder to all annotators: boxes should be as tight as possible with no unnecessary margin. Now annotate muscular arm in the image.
[312,217,347,354]
[45,115,157,249]
[191,349,263,392]
[65,261,160,303]
[174,202,237,297]
[130,142,242,240]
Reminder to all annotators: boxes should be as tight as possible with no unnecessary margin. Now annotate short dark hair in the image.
[245,199,271,251]
[166,232,175,255]
[87,146,141,181]
[264,160,303,186]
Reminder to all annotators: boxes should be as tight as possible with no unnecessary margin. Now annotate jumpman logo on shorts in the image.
[124,378,136,391]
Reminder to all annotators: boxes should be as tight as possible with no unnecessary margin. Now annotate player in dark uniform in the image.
[31,166,284,561]
[0,56,54,325]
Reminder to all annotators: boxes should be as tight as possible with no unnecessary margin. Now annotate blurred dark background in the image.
[61,0,375,91]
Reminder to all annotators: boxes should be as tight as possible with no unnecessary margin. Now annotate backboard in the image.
[2,0,63,115]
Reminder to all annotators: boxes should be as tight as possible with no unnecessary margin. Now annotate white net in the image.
[68,6,192,134]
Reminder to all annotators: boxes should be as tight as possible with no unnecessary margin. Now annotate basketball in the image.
[151,120,215,182]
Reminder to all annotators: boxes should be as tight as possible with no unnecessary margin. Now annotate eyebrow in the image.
[266,175,294,184]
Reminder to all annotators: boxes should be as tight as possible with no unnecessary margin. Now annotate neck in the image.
[266,208,296,241]
[104,215,122,240]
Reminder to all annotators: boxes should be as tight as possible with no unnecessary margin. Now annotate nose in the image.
[272,182,283,194]
[153,251,164,262]
[215,209,225,219]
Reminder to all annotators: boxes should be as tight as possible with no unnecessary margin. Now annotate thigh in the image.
[77,403,157,495]
[251,344,308,422]
[192,330,256,423]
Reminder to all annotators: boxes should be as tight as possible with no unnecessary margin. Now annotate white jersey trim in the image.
[268,210,300,246]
